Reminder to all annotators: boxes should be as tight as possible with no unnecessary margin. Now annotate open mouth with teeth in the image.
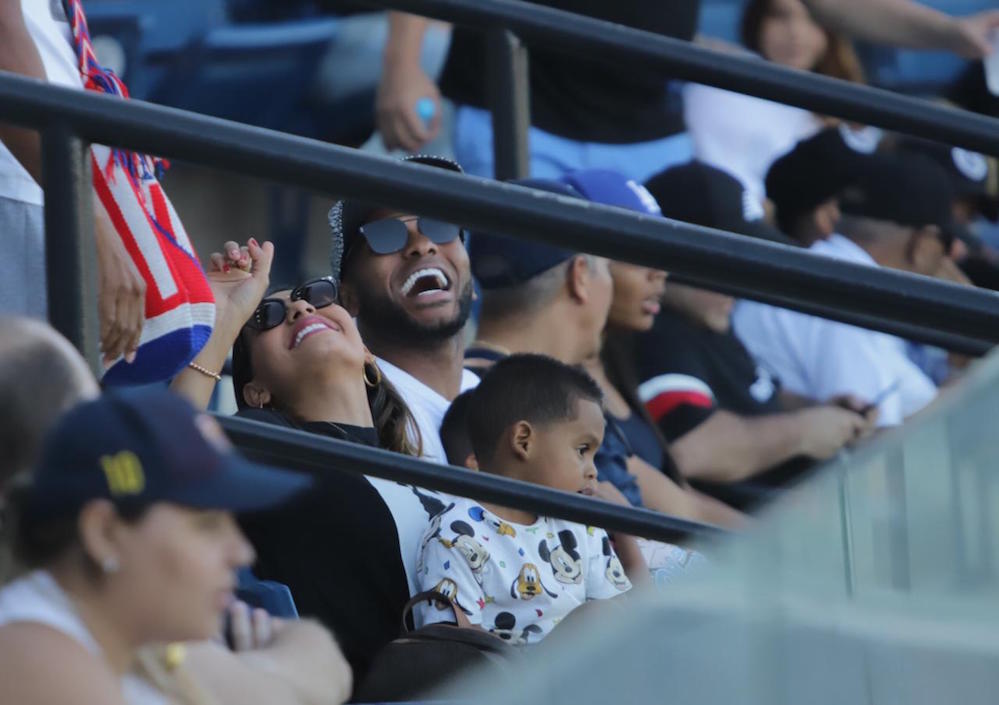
[289,317,342,350]
[400,267,451,298]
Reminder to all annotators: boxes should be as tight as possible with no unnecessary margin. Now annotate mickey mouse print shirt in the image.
[414,496,631,644]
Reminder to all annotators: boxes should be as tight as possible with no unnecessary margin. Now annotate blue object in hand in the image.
[415,97,436,125]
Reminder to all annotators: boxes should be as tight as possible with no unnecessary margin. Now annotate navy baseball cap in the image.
[562,169,663,216]
[644,161,794,244]
[469,178,584,290]
[23,389,310,521]
[328,154,464,286]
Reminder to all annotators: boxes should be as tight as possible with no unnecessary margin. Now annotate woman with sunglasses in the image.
[172,239,454,690]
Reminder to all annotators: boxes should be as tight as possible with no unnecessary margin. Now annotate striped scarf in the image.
[65,0,215,384]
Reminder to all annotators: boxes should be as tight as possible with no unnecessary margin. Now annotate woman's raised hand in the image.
[207,238,274,334]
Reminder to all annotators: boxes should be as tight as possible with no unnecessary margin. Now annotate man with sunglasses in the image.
[735,153,960,428]
[328,155,478,463]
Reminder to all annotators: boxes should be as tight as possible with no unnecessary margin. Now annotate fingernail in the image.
[249,237,259,248]
[125,351,137,364]
[229,249,240,259]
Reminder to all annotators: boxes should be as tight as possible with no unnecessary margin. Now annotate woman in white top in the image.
[0,388,313,704]
[684,0,867,205]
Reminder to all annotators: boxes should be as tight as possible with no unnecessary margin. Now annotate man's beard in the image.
[357,279,474,347]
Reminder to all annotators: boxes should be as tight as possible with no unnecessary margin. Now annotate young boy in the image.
[415,354,646,644]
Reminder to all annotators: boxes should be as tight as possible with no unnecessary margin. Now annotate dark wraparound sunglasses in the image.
[358,216,463,255]
[245,277,338,331]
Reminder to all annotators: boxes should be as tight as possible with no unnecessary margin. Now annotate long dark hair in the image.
[231,313,422,457]
[600,329,672,464]
[741,0,866,84]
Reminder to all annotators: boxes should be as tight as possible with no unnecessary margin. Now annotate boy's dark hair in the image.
[467,354,603,467]
[440,389,477,467]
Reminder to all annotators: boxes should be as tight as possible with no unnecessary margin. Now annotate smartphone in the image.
[861,380,901,415]
[985,31,999,96]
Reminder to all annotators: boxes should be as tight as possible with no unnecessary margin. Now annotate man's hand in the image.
[948,10,999,59]
[796,405,870,459]
[94,206,145,367]
[375,62,441,152]
[207,238,274,336]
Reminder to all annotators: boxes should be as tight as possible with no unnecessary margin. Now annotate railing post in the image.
[486,29,530,180]
[42,123,100,376]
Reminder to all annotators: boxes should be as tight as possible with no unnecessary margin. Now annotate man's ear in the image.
[338,280,361,316]
[908,226,945,275]
[566,256,590,305]
[77,500,123,571]
[242,381,272,409]
[508,420,535,462]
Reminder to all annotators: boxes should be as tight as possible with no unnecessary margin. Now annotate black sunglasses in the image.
[245,277,338,331]
[358,216,463,255]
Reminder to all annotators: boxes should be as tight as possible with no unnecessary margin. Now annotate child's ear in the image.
[509,421,534,461]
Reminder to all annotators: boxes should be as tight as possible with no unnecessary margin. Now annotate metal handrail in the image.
[217,415,726,543]
[361,0,999,156]
[1,75,996,352]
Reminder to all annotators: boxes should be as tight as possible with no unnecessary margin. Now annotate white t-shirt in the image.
[0,571,168,705]
[0,0,82,205]
[376,356,480,464]
[684,82,820,206]
[414,497,631,644]
[732,234,937,426]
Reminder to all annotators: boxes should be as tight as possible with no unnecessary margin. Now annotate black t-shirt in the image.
[236,409,450,687]
[439,0,699,143]
[636,309,783,440]
[635,309,813,507]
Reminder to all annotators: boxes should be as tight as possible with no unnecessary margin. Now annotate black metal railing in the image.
[2,76,997,360]
[219,416,722,542]
[361,0,999,179]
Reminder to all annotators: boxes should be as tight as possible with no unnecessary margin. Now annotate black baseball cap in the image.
[765,126,878,234]
[22,389,310,522]
[838,153,973,246]
[328,155,464,286]
[644,161,794,244]
[894,136,999,221]
[469,178,584,290]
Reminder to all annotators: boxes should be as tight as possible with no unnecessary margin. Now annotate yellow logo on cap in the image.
[100,451,145,496]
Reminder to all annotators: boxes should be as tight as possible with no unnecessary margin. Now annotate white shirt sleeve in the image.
[414,533,485,628]
[584,528,632,600]
[804,319,935,427]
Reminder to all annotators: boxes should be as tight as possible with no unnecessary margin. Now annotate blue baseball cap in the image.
[562,169,662,216]
[23,389,310,521]
[469,178,583,290]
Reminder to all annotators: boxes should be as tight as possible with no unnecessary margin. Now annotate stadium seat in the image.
[147,18,338,131]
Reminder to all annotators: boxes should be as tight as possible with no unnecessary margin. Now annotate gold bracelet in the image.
[187,361,222,382]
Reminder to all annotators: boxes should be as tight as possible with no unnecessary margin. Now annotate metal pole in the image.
[486,28,530,180]
[41,123,99,376]
[5,78,999,346]
[359,0,999,156]
[217,414,726,544]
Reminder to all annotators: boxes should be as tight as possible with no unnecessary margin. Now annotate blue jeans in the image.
[453,105,693,181]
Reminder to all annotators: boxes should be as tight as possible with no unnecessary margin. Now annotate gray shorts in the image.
[0,196,46,319]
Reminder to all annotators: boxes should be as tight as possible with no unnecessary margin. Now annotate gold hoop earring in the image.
[364,362,382,388]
